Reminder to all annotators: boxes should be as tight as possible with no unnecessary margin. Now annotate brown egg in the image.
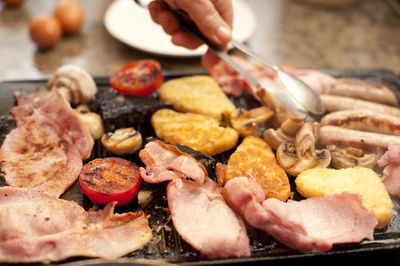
[29,14,62,49]
[54,0,84,35]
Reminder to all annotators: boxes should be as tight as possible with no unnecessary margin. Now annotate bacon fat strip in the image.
[330,78,398,106]
[222,177,377,252]
[167,178,251,258]
[0,187,152,263]
[320,110,400,136]
[139,140,251,258]
[320,95,400,118]
[319,125,400,152]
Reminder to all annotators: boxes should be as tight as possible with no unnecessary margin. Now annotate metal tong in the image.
[134,0,325,116]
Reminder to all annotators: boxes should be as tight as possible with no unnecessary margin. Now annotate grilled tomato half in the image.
[109,59,163,96]
[79,157,142,206]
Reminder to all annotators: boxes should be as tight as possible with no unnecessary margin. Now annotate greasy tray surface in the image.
[1,69,400,265]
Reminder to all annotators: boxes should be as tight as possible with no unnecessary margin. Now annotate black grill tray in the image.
[1,68,400,265]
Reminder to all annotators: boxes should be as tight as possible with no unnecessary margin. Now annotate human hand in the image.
[148,0,233,69]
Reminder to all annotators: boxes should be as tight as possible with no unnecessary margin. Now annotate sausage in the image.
[320,110,400,136]
[330,78,398,106]
[320,95,400,117]
[318,125,400,153]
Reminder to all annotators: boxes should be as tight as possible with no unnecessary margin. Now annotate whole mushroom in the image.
[276,122,331,176]
[47,65,97,105]
[74,105,104,140]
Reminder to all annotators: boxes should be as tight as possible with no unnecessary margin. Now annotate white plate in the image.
[104,0,257,57]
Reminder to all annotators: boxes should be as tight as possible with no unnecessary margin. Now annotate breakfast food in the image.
[222,177,377,252]
[320,109,400,136]
[208,55,398,108]
[151,108,238,156]
[167,177,251,258]
[79,157,142,206]
[263,115,307,149]
[47,65,98,105]
[139,140,251,258]
[74,105,104,140]
[12,90,93,159]
[2,56,400,263]
[327,145,378,169]
[0,113,82,197]
[377,145,400,196]
[330,78,398,106]
[54,0,85,35]
[29,14,62,49]
[0,90,93,197]
[29,0,84,49]
[93,86,172,132]
[0,186,152,263]
[217,136,290,201]
[320,95,400,117]
[110,59,163,97]
[295,167,393,228]
[226,106,273,137]
[319,125,400,153]
[158,75,235,121]
[139,140,207,185]
[276,122,331,176]
[101,127,142,155]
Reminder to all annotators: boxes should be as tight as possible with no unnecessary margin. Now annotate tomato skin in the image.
[109,59,163,97]
[79,157,142,206]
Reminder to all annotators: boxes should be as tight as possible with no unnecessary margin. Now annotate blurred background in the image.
[0,0,399,82]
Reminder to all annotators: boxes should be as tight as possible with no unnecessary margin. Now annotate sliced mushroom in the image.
[47,65,98,105]
[263,128,295,150]
[263,115,307,149]
[280,114,307,135]
[74,105,104,140]
[255,88,296,128]
[327,145,378,169]
[227,106,273,137]
[101,127,142,155]
[276,122,331,176]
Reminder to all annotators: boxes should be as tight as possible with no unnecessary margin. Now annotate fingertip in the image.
[214,25,232,46]
[148,1,163,23]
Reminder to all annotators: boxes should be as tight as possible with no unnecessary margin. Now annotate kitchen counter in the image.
[0,0,399,82]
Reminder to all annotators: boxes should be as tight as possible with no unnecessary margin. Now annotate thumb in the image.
[167,0,233,46]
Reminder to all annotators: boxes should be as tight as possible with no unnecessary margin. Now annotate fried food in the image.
[227,106,273,137]
[217,136,290,201]
[295,167,393,229]
[151,109,239,156]
[158,75,235,121]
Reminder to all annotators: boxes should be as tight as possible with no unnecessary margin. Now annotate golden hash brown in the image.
[151,109,239,156]
[218,136,290,201]
[295,167,393,229]
[158,75,235,121]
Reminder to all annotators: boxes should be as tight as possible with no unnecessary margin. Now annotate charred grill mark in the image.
[328,115,400,133]
[82,164,138,194]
